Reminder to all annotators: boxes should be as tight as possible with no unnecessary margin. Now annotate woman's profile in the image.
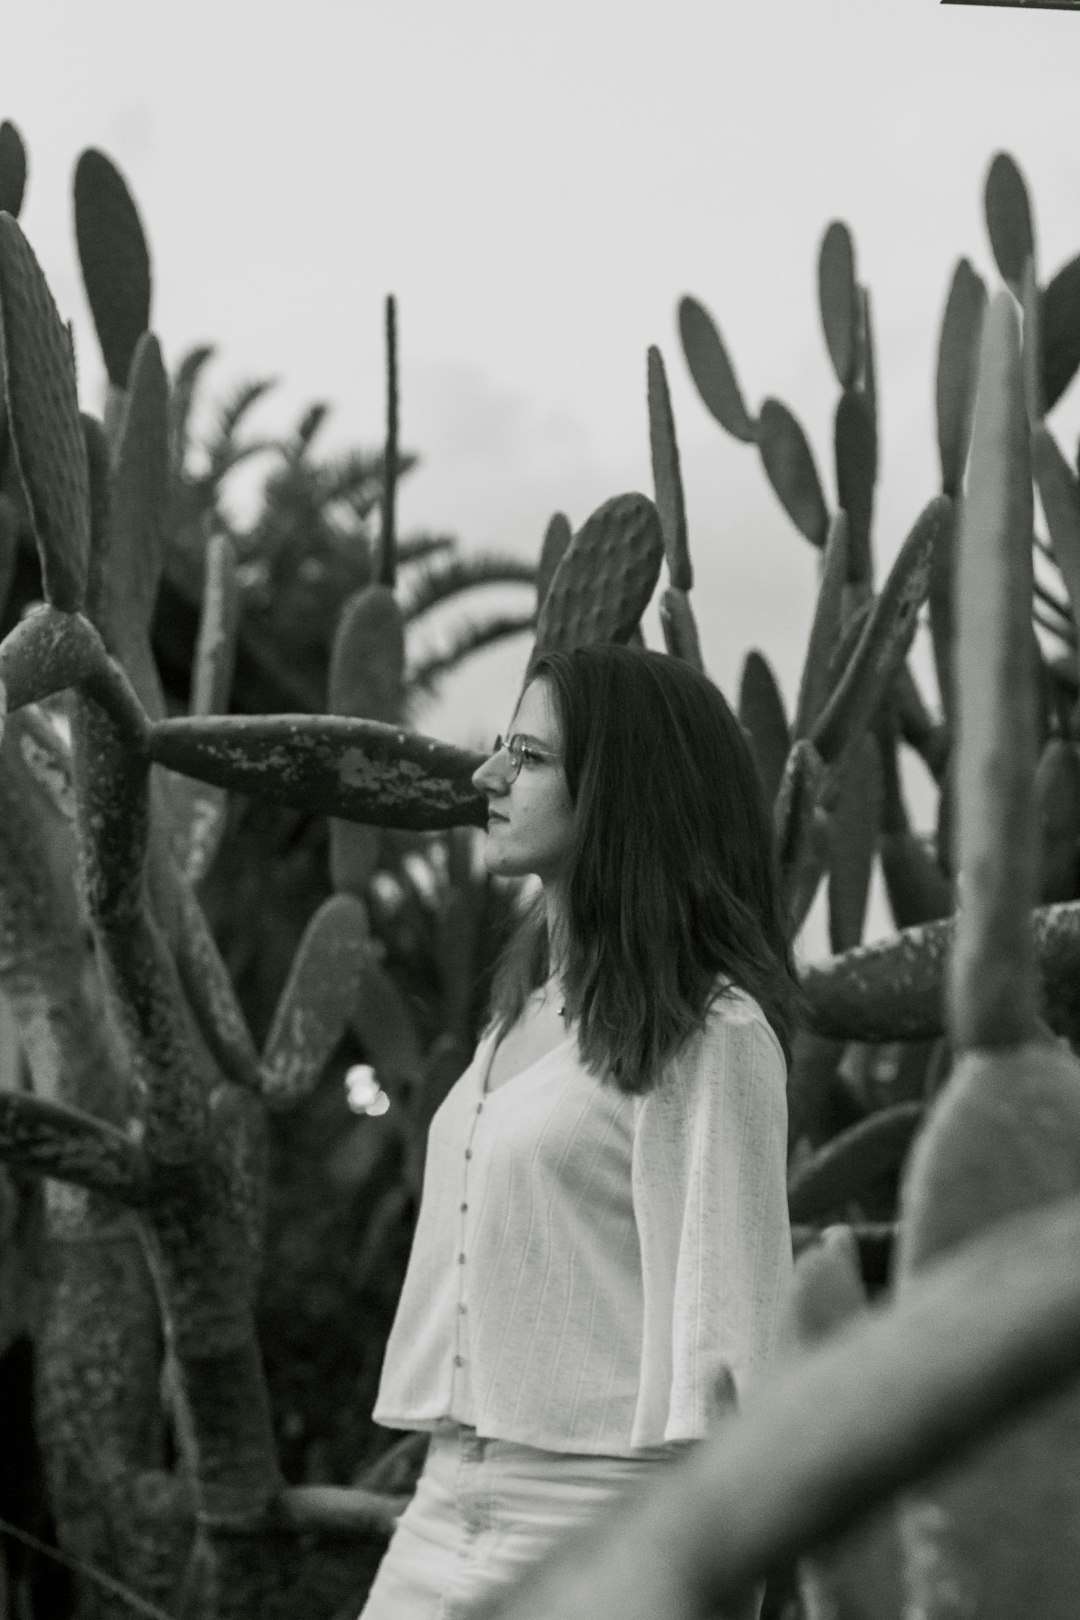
[358,642,802,1619]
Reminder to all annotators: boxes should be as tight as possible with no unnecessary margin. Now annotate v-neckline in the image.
[480,1025,576,1097]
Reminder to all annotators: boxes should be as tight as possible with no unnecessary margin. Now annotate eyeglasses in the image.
[490,734,561,784]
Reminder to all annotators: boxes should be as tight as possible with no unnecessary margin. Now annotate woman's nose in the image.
[472,754,499,794]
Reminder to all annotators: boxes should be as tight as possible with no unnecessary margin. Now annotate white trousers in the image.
[356,1423,680,1619]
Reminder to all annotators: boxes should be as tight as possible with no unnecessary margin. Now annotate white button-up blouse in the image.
[371,981,792,1456]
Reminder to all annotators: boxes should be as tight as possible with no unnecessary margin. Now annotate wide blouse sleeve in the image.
[629,997,792,1449]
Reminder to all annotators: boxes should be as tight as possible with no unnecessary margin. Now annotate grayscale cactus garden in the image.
[1,115,1080,1620]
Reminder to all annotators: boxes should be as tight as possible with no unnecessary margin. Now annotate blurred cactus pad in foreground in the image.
[1,115,1080,1620]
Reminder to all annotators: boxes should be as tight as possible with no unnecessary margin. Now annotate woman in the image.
[359,643,803,1619]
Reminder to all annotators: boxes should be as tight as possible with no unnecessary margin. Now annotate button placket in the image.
[452,1086,485,1393]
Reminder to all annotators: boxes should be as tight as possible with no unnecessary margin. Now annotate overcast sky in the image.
[6,0,1080,960]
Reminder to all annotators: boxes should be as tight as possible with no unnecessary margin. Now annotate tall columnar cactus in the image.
[893,288,1080,1619]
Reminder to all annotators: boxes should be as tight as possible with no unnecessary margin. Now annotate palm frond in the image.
[395,533,458,567]
[399,554,537,622]
[321,448,386,507]
[205,436,279,488]
[289,402,331,457]
[169,344,216,475]
[211,377,278,450]
[407,611,536,703]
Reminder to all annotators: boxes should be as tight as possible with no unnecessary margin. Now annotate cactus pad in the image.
[0,121,27,218]
[826,729,882,954]
[811,495,950,769]
[0,216,89,611]
[788,1100,925,1224]
[536,512,571,612]
[756,399,830,549]
[147,714,488,830]
[1041,252,1080,413]
[678,295,757,442]
[646,345,692,591]
[833,389,876,582]
[738,648,790,810]
[101,330,169,719]
[528,493,663,670]
[658,587,704,671]
[262,894,372,1107]
[984,151,1036,297]
[950,291,1038,1051]
[818,222,858,390]
[793,513,849,741]
[935,259,987,499]
[73,148,151,389]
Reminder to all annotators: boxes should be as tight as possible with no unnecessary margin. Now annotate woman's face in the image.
[471,678,575,883]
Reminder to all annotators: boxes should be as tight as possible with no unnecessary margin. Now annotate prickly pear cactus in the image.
[527,492,664,672]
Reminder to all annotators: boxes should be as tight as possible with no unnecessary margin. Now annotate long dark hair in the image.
[481,643,806,1092]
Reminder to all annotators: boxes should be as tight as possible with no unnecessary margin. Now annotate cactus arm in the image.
[494,1193,1080,1620]
[146,713,488,828]
[71,690,285,1606]
[826,729,882,954]
[0,603,149,751]
[0,494,17,622]
[876,713,954,930]
[737,648,790,811]
[658,587,704,671]
[1035,738,1080,903]
[0,713,129,1114]
[677,295,758,443]
[793,512,849,741]
[152,846,263,1093]
[785,1228,905,1620]
[773,736,830,940]
[787,1101,925,1224]
[949,291,1039,1049]
[800,916,953,1042]
[1032,424,1080,683]
[834,389,876,587]
[171,533,239,884]
[890,659,948,783]
[70,692,213,1164]
[0,1091,148,1201]
[647,345,692,591]
[0,217,90,612]
[1021,258,1044,426]
[801,900,1080,1045]
[810,495,951,769]
[261,894,372,1107]
[857,285,878,448]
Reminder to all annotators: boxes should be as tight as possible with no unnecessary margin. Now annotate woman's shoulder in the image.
[696,977,786,1072]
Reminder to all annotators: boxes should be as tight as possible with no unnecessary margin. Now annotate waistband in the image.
[427,1419,676,1464]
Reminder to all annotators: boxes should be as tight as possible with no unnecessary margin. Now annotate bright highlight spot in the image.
[345,1063,391,1116]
